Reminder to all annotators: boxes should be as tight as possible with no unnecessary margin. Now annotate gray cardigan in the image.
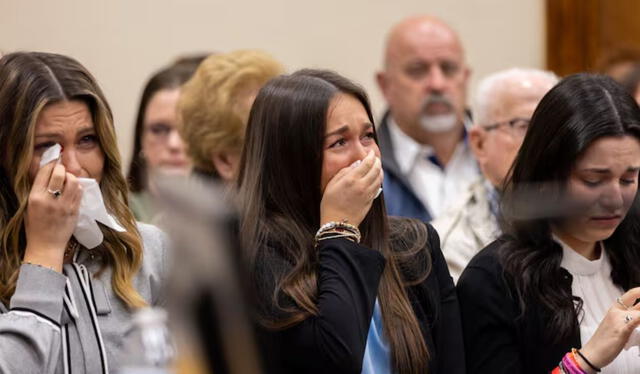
[0,223,168,373]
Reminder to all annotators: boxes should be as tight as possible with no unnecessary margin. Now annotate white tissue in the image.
[74,178,125,248]
[39,144,126,249]
[40,144,62,167]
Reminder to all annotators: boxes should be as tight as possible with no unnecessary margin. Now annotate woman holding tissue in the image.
[237,69,464,374]
[457,74,640,373]
[0,52,167,373]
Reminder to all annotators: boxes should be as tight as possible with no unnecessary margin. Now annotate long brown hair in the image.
[237,69,431,374]
[0,52,146,308]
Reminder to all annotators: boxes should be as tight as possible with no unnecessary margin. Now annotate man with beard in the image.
[433,68,558,281]
[376,15,477,221]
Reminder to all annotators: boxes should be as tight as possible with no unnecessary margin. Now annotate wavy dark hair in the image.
[499,73,640,343]
[237,69,432,374]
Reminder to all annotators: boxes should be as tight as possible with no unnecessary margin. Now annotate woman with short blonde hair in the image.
[178,50,283,181]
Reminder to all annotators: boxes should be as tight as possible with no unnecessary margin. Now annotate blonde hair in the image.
[178,50,283,175]
[0,52,146,308]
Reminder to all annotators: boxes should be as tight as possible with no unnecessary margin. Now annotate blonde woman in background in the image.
[178,50,284,182]
[0,52,168,374]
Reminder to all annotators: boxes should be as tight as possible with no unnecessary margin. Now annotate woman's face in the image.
[320,93,381,192]
[555,135,640,247]
[141,88,189,175]
[28,100,105,182]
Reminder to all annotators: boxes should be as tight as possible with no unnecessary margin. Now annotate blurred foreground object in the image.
[154,175,262,374]
[118,307,175,373]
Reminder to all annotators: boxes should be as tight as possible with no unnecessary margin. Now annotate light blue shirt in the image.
[361,299,392,374]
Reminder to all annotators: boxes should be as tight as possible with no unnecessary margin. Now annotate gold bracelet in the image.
[315,231,359,245]
[316,230,360,244]
[315,221,361,243]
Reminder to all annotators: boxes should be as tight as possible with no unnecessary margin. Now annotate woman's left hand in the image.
[577,287,640,372]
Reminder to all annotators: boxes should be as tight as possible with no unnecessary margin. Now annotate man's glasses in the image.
[484,117,530,137]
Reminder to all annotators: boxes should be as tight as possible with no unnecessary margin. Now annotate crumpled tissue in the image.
[40,144,125,249]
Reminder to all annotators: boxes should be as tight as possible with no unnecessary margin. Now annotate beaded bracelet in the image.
[316,231,359,244]
[316,228,360,242]
[317,221,360,235]
[315,229,360,245]
[315,221,361,245]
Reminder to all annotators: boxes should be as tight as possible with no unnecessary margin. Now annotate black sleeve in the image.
[262,238,386,374]
[457,253,523,373]
[426,223,466,374]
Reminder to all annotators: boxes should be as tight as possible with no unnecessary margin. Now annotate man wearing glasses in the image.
[433,68,558,282]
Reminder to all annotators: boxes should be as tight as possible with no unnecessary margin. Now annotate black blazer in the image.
[457,239,581,373]
[257,222,465,374]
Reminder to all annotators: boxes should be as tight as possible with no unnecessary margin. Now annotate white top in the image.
[557,238,640,373]
[387,117,479,219]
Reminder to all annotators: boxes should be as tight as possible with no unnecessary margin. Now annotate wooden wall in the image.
[546,0,640,77]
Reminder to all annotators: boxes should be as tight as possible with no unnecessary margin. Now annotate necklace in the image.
[65,239,80,260]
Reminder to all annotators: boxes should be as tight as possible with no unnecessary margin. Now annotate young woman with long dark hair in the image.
[237,69,465,374]
[458,73,640,373]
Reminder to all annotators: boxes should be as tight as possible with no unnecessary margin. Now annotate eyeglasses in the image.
[484,117,530,137]
[145,123,178,142]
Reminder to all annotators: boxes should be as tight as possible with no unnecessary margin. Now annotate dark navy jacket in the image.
[377,111,432,222]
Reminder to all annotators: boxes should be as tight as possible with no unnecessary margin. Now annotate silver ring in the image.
[47,188,62,198]
[625,315,633,324]
[617,297,630,310]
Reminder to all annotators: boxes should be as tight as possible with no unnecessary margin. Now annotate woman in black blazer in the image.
[237,69,465,374]
[458,74,640,373]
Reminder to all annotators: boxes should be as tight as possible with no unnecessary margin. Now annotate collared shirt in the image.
[432,178,500,282]
[361,299,391,374]
[556,237,640,373]
[485,179,501,219]
[387,117,479,219]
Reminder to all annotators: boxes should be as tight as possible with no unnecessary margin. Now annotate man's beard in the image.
[419,94,458,133]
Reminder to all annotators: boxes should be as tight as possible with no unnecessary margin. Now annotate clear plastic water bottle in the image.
[117,307,176,374]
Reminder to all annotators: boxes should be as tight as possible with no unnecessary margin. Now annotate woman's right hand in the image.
[320,150,383,228]
[577,287,640,372]
[23,161,83,272]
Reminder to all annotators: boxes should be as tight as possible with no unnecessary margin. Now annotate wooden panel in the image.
[546,0,599,76]
[600,2,640,50]
[546,0,640,77]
